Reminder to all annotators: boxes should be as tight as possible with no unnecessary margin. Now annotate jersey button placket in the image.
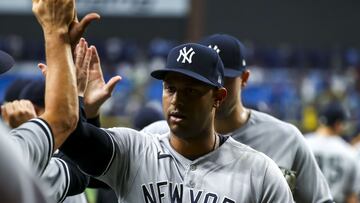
[190,164,197,171]
[188,180,196,188]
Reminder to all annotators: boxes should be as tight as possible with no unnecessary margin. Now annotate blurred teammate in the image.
[305,102,360,203]
[142,34,334,203]
[0,0,92,201]
[0,50,51,203]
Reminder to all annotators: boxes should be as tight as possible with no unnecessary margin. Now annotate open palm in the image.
[84,46,121,118]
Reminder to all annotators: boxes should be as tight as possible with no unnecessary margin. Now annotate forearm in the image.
[40,32,78,150]
[61,99,114,176]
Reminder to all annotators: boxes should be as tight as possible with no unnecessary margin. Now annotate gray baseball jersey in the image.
[3,118,87,203]
[8,118,54,174]
[41,155,88,203]
[96,127,294,203]
[305,134,360,203]
[142,110,333,203]
[0,126,51,203]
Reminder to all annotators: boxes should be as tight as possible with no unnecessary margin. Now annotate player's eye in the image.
[185,88,200,96]
[164,85,176,94]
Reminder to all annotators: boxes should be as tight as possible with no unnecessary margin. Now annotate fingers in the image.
[79,13,101,32]
[90,45,100,67]
[83,47,93,71]
[1,100,37,128]
[75,38,87,68]
[38,63,47,76]
[104,76,122,95]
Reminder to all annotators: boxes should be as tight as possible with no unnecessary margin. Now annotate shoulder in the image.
[225,137,276,167]
[250,110,304,142]
[251,110,300,133]
[141,120,169,135]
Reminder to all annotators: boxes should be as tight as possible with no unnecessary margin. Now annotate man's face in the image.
[162,72,216,139]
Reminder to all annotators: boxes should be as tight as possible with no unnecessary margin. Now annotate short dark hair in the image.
[318,102,346,127]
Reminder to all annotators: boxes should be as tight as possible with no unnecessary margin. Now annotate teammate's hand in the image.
[1,100,37,128]
[84,46,121,118]
[69,9,100,50]
[37,38,93,97]
[32,0,75,35]
[75,38,92,96]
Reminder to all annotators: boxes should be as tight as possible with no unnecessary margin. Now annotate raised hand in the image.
[38,38,93,96]
[84,46,121,118]
[32,0,75,35]
[1,100,37,128]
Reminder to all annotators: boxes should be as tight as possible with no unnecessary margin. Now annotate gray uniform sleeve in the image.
[346,160,360,196]
[8,118,54,174]
[260,156,295,203]
[97,127,151,195]
[290,125,333,203]
[0,134,51,203]
[141,120,169,135]
[41,158,70,203]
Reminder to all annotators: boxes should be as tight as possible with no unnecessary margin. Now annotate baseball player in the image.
[0,50,51,203]
[305,103,360,203]
[0,0,95,201]
[142,34,334,203]
[60,43,294,202]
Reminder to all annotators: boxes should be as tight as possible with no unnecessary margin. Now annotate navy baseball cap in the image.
[0,50,15,74]
[199,34,247,78]
[4,78,32,102]
[19,79,45,108]
[151,43,224,88]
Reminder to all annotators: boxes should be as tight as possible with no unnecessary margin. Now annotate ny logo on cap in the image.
[208,45,220,53]
[177,47,195,64]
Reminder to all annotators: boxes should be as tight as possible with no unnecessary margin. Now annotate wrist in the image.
[44,29,70,43]
[85,108,100,119]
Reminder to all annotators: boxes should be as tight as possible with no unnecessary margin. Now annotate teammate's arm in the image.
[261,160,295,202]
[61,98,116,176]
[32,0,78,150]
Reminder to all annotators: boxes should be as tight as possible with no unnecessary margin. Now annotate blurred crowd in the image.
[1,34,360,135]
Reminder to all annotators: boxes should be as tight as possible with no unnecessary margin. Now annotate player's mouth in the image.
[169,112,186,123]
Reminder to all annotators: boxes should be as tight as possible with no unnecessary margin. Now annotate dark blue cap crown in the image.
[199,34,247,78]
[151,43,224,87]
[19,79,45,108]
[0,50,15,74]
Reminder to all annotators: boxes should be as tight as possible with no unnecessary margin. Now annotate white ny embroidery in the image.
[177,47,196,64]
[208,45,220,53]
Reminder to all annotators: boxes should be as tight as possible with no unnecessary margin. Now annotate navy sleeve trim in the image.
[101,130,116,176]
[56,158,70,203]
[29,118,54,169]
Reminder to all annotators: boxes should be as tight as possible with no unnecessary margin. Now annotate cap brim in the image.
[0,50,15,74]
[151,68,220,88]
[223,67,245,78]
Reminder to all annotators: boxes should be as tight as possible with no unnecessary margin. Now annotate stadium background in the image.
[0,0,359,136]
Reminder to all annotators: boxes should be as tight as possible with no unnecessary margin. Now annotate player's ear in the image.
[213,87,227,108]
[240,70,250,88]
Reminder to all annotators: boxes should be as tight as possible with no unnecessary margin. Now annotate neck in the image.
[215,102,249,134]
[316,126,337,137]
[169,128,217,160]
